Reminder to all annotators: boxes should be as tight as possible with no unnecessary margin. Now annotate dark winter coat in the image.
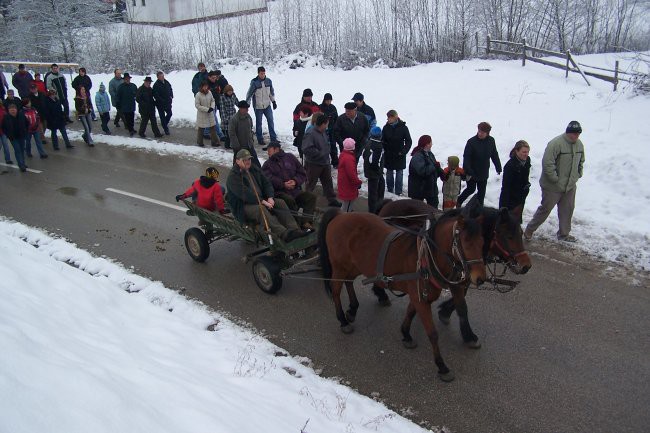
[28,91,47,115]
[337,150,362,201]
[228,110,255,153]
[108,77,124,107]
[357,102,377,128]
[302,127,331,166]
[115,82,137,113]
[319,102,338,126]
[499,156,531,210]
[71,74,92,95]
[152,79,173,108]
[44,96,66,129]
[181,176,225,213]
[12,70,34,98]
[192,70,208,95]
[262,150,307,199]
[462,135,502,180]
[292,115,311,156]
[363,137,384,179]
[408,150,444,200]
[226,164,274,224]
[45,71,67,100]
[292,100,320,121]
[1,111,28,140]
[382,120,412,170]
[135,85,156,115]
[333,113,370,153]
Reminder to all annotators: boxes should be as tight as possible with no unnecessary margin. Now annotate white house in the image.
[125,0,268,27]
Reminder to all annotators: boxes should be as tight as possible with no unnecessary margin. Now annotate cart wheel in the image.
[184,227,210,262]
[252,256,283,294]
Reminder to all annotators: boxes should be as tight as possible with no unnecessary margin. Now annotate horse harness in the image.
[362,221,482,301]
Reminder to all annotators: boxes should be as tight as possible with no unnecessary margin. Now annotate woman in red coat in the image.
[337,138,363,212]
[175,167,225,213]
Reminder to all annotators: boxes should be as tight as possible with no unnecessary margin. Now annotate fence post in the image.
[566,50,571,78]
[614,60,619,91]
[522,38,527,67]
[486,34,491,55]
[475,31,479,56]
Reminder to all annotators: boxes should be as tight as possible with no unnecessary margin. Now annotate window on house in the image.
[131,0,135,6]
[141,0,146,5]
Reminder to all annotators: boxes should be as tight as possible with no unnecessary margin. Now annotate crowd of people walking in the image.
[1,62,585,242]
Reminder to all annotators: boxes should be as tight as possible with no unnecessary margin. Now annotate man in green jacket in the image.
[226,149,307,242]
[525,121,585,242]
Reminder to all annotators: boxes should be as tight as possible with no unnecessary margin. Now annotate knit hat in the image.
[370,126,382,139]
[448,156,460,169]
[352,92,364,101]
[223,84,233,93]
[302,88,313,97]
[343,138,356,151]
[323,92,333,101]
[99,82,106,92]
[566,120,582,134]
[478,121,492,133]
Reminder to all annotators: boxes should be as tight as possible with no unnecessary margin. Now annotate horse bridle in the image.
[489,228,528,268]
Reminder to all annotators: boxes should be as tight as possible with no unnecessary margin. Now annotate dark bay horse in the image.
[317,209,486,381]
[376,198,532,336]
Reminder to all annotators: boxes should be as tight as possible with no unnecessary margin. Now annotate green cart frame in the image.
[182,200,320,294]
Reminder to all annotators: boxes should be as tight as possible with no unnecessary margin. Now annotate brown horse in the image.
[317,208,486,381]
[376,198,532,335]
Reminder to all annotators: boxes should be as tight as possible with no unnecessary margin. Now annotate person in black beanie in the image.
[456,121,502,207]
[319,92,338,166]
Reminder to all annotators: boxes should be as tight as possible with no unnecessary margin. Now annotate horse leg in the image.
[451,287,481,348]
[371,285,391,307]
[411,293,454,381]
[437,298,455,325]
[400,301,418,349]
[344,281,360,323]
[331,272,353,334]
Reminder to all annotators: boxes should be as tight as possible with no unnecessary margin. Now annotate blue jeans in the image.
[10,138,26,169]
[254,105,277,144]
[204,111,225,139]
[26,132,47,157]
[386,169,403,195]
[1,134,11,162]
[51,127,71,149]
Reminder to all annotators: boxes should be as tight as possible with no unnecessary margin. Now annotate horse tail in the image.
[374,198,393,215]
[318,207,340,297]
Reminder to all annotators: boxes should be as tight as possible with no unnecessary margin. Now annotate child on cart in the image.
[176,167,226,214]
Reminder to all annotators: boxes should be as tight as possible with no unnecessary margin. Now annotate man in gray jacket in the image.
[525,121,585,242]
[245,66,279,148]
[108,69,124,127]
[302,113,341,207]
[229,100,261,167]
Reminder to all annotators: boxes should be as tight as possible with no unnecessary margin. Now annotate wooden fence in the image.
[475,33,634,91]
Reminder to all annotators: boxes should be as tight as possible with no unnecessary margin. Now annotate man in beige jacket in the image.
[525,121,585,242]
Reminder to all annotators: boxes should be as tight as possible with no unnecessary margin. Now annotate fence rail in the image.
[478,33,622,91]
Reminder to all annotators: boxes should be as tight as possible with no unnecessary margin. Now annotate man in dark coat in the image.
[262,142,317,229]
[115,73,138,136]
[363,126,386,213]
[43,89,72,150]
[135,76,162,138]
[152,71,173,135]
[191,62,208,96]
[381,109,412,196]
[292,88,320,121]
[206,71,226,140]
[457,121,502,207]
[319,92,338,166]
[226,149,307,242]
[12,64,33,99]
[71,67,96,120]
[1,102,29,171]
[333,101,370,162]
[352,92,377,128]
[44,64,71,123]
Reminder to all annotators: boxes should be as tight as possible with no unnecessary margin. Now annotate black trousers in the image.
[457,178,487,207]
[367,176,385,213]
[99,112,110,132]
[156,105,172,131]
[138,110,161,136]
[122,112,135,133]
[114,108,122,126]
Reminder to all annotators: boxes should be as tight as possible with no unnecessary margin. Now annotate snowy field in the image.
[8,52,647,269]
[0,218,442,433]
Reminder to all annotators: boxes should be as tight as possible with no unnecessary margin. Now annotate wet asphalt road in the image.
[1,125,649,433]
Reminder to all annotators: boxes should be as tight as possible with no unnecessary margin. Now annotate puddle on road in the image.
[57,186,79,196]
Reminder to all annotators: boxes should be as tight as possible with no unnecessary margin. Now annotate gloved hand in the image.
[272,101,277,110]
[175,194,183,202]
[207,107,214,113]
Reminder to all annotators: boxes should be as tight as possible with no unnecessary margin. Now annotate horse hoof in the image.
[465,339,482,349]
[378,298,391,307]
[341,324,354,334]
[438,370,455,382]
[402,340,417,349]
[438,312,450,326]
[345,311,356,323]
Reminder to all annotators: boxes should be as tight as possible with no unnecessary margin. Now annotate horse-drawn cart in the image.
[182,200,320,294]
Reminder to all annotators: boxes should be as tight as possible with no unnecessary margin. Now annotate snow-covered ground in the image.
[0,218,442,433]
[7,51,646,269]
